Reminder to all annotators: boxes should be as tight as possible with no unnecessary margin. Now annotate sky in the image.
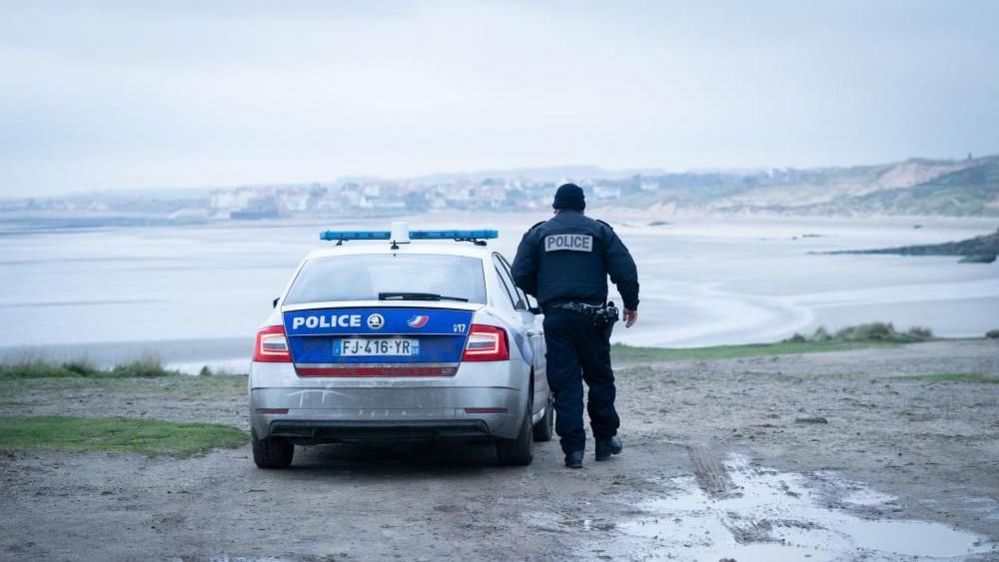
[2,0,998,197]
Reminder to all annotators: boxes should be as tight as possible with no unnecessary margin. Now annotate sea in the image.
[1,212,996,373]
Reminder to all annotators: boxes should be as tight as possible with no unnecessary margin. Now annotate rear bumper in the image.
[266,419,492,444]
[249,360,530,441]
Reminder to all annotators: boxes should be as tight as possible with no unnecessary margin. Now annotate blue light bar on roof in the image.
[319,229,498,242]
[410,230,498,240]
[320,230,390,241]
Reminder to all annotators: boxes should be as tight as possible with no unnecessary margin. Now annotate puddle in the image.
[606,455,995,561]
[167,557,304,562]
[839,486,896,507]
[521,511,618,534]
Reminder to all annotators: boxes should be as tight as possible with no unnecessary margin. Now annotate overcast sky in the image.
[2,1,998,197]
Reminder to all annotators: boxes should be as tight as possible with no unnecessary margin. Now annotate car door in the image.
[493,255,548,413]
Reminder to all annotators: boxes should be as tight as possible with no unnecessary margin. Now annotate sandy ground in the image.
[1,340,998,561]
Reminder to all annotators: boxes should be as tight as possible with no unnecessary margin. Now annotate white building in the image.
[593,185,622,200]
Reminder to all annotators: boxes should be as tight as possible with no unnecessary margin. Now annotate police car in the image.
[249,223,553,468]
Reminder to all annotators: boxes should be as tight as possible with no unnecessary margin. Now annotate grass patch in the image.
[611,322,941,363]
[611,339,897,362]
[0,374,247,404]
[0,353,245,404]
[896,373,999,384]
[0,415,248,457]
[0,354,183,380]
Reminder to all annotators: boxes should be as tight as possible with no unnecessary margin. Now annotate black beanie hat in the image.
[552,183,586,211]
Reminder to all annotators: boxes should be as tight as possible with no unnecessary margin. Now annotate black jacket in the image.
[511,211,639,311]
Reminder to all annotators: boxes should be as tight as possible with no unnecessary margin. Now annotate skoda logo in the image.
[367,313,385,330]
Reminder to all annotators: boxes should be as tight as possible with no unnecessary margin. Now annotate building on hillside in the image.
[593,185,622,200]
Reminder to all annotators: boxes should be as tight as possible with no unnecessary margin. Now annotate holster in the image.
[552,301,619,339]
[600,301,620,339]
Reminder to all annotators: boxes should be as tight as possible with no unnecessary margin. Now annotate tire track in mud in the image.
[687,444,739,499]
[686,446,782,545]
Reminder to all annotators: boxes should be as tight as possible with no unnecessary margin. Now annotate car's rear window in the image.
[284,254,487,305]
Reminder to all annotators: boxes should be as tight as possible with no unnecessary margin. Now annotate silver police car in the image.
[249,225,552,468]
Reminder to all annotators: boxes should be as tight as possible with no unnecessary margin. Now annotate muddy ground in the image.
[1,340,998,561]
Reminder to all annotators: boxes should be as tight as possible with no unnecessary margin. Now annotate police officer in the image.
[511,183,639,468]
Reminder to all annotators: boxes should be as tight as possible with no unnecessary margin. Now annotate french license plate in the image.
[338,338,419,357]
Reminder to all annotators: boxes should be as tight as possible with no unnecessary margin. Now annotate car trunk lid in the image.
[282,306,474,377]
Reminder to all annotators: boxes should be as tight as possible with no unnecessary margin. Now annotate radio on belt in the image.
[320,222,499,247]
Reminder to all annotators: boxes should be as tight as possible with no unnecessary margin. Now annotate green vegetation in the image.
[0,354,183,380]
[612,340,896,363]
[785,323,933,344]
[1,374,246,403]
[874,158,999,216]
[895,374,999,384]
[0,355,246,403]
[834,228,999,260]
[612,322,939,363]
[986,330,999,339]
[959,254,997,264]
[198,365,237,377]
[610,155,999,217]
[0,415,247,457]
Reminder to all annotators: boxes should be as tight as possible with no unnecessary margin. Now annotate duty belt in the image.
[550,301,620,329]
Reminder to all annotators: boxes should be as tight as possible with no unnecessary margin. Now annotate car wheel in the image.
[496,397,534,466]
[533,394,554,442]
[252,431,294,469]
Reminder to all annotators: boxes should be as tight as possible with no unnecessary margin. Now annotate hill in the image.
[607,155,999,217]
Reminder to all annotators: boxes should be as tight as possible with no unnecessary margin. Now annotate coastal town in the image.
[2,154,995,221]
[0,175,633,220]
[208,177,629,219]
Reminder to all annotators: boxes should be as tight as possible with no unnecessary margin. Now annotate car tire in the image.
[533,394,554,442]
[252,432,294,469]
[496,397,534,466]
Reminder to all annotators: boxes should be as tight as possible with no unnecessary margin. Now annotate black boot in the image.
[595,436,623,461]
[564,450,584,469]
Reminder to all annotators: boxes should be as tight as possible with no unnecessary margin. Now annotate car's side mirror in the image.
[272,297,280,308]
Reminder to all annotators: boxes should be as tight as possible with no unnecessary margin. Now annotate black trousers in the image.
[542,308,620,454]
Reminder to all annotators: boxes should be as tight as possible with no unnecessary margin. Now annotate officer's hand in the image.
[623,309,638,328]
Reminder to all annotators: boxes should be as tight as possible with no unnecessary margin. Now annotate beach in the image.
[1,213,997,372]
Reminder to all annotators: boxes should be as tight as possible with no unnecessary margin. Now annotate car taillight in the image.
[253,325,291,362]
[461,324,509,362]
